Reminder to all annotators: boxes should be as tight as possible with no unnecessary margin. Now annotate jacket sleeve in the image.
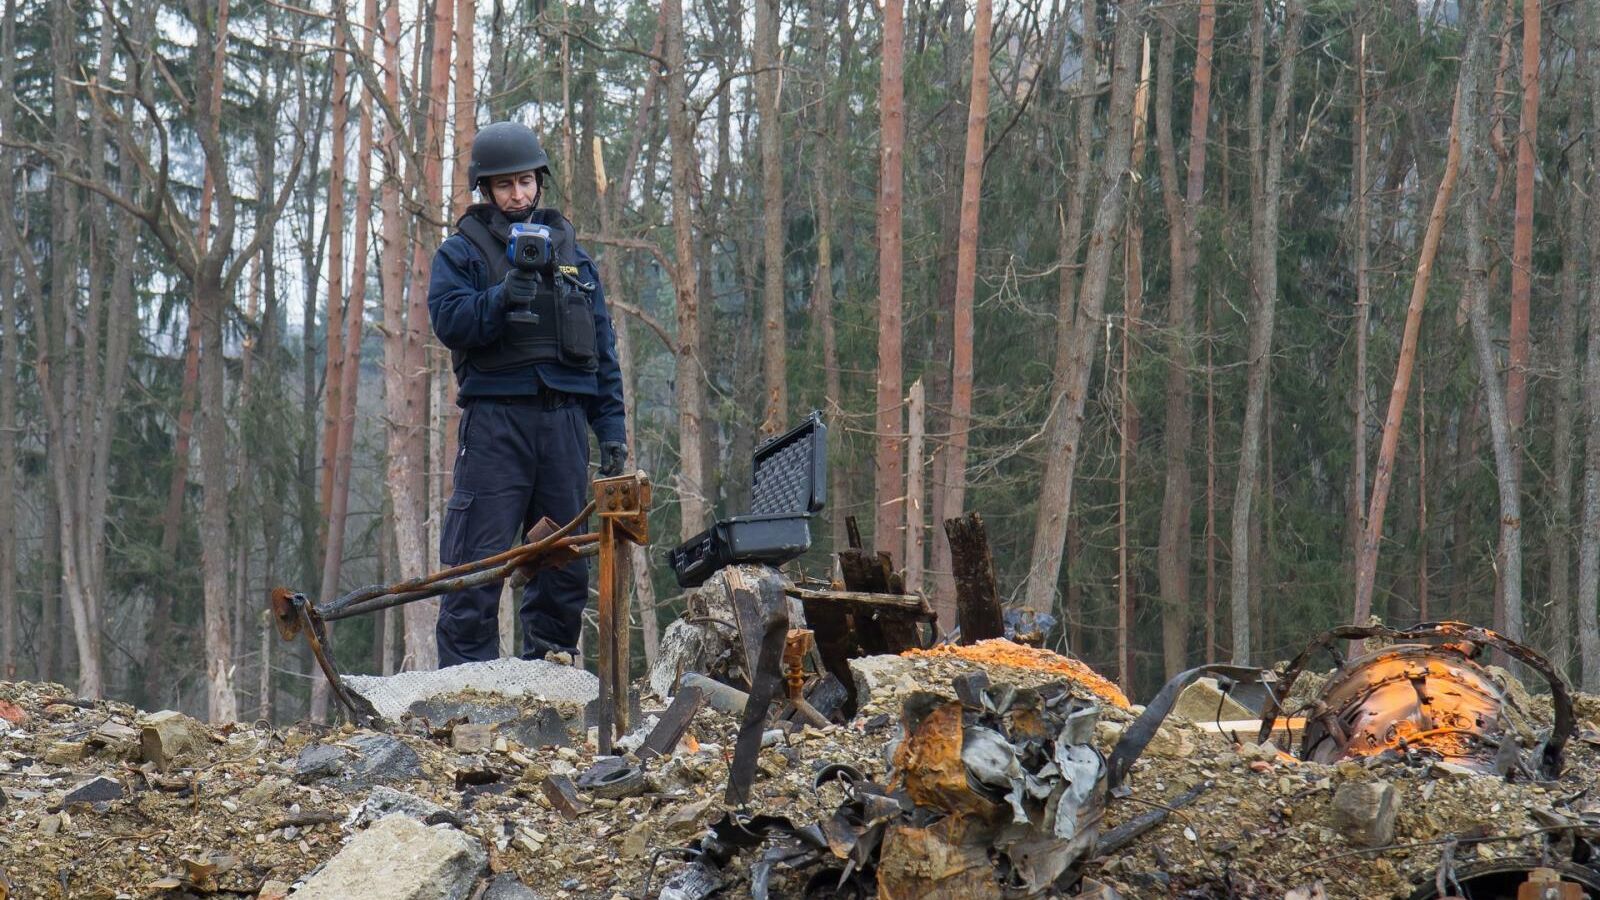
[427,236,508,351]
[579,250,628,446]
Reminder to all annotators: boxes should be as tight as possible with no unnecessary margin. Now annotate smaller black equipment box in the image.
[667,413,827,588]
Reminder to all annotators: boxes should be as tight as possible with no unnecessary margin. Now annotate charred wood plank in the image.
[785,586,928,612]
[638,685,705,761]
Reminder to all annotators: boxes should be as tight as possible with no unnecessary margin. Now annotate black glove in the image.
[502,269,540,321]
[598,441,628,477]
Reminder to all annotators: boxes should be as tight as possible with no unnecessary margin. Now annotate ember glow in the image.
[1300,643,1511,773]
[905,639,1133,710]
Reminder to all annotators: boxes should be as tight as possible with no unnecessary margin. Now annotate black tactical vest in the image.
[452,204,599,380]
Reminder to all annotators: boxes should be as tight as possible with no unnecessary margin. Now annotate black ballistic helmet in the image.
[468,121,552,189]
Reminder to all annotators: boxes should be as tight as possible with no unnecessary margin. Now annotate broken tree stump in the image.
[944,512,1004,644]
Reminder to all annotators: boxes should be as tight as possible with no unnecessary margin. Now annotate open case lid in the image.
[749,411,827,516]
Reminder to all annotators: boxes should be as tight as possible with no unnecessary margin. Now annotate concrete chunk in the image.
[1331,780,1397,849]
[139,710,210,771]
[352,786,460,828]
[1171,677,1256,724]
[294,814,485,900]
[451,724,494,753]
[848,655,922,709]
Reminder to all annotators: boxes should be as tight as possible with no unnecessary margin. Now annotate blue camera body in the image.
[507,222,555,272]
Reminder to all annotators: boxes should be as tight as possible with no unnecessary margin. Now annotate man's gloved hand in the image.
[598,441,628,477]
[503,268,539,306]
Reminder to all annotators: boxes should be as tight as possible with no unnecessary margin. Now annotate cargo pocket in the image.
[558,286,598,371]
[440,490,474,565]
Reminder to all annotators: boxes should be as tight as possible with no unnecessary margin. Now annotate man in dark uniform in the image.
[427,121,627,666]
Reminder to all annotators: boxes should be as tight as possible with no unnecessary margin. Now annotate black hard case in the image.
[668,413,827,588]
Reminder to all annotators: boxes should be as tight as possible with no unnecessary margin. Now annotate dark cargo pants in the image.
[436,396,590,667]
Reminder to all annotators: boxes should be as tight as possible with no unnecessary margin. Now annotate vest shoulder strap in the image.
[456,214,511,283]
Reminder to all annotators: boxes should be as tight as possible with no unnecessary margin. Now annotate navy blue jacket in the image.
[427,216,627,446]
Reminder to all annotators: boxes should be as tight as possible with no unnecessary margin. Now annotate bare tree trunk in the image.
[41,503,59,684]
[39,0,104,699]
[1352,25,1371,567]
[1575,0,1600,688]
[1506,0,1539,431]
[1461,0,1522,649]
[813,0,852,553]
[1205,295,1218,662]
[377,0,435,671]
[1228,0,1303,664]
[1118,306,1134,691]
[665,0,709,541]
[308,25,351,721]
[873,0,906,556]
[0,0,17,681]
[1022,0,1103,616]
[1352,51,1472,632]
[320,41,349,544]
[814,182,845,546]
[452,0,477,219]
[1417,374,1429,620]
[1118,32,1152,690]
[756,0,787,434]
[940,0,992,622]
[905,378,926,597]
[1154,0,1215,680]
[1550,134,1584,678]
[197,280,237,720]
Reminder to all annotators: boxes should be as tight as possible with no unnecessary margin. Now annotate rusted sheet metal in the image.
[891,698,987,819]
[877,820,1001,900]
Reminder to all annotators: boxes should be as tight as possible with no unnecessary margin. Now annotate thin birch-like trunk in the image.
[1574,0,1600,687]
[1549,135,1584,677]
[1022,0,1102,616]
[1155,0,1215,679]
[0,0,17,680]
[1229,0,1303,664]
[905,379,926,597]
[665,0,709,540]
[1352,51,1473,633]
[941,0,993,627]
[1461,0,1522,648]
[756,0,787,434]
[873,0,907,555]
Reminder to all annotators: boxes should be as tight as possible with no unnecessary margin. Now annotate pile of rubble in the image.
[4,623,1600,899]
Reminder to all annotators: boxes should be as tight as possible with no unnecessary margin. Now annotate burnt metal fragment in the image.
[726,567,791,807]
[1260,621,1574,779]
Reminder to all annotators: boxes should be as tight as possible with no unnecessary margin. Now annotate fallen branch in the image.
[1095,780,1212,858]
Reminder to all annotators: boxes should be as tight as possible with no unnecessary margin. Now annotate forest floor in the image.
[2,645,1598,899]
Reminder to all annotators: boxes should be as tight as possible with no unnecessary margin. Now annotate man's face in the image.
[489,171,540,215]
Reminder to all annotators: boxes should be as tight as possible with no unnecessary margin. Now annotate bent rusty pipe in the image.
[324,537,598,622]
[321,500,598,614]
